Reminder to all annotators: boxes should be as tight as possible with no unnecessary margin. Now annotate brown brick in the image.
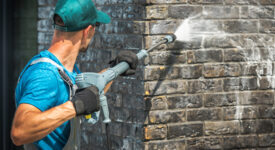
[144,125,167,140]
[204,63,241,78]
[145,96,168,110]
[146,5,168,19]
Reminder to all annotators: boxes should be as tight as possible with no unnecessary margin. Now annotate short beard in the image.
[79,46,89,52]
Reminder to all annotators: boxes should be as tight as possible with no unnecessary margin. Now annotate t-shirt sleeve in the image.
[19,68,59,112]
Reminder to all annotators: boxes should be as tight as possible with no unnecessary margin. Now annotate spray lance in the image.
[75,34,177,124]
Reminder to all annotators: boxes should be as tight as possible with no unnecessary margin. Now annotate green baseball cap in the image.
[54,0,111,32]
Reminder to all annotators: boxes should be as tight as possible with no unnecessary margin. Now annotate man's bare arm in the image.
[11,101,76,146]
[11,69,113,146]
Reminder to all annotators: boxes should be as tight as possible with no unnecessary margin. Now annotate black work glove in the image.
[71,86,100,116]
[109,51,138,76]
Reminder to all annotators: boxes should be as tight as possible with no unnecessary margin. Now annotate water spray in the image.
[75,34,177,124]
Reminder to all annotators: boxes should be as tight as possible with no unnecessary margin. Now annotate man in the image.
[11,0,138,149]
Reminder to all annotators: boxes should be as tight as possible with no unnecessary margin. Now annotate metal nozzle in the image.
[163,34,177,43]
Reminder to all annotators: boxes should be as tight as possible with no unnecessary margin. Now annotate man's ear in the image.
[83,25,93,39]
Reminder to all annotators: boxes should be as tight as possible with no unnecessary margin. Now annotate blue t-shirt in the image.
[15,50,78,150]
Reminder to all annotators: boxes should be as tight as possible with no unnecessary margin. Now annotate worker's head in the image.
[52,0,110,52]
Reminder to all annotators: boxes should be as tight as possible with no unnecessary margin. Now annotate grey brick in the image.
[239,34,274,48]
[241,91,274,105]
[147,52,186,65]
[257,120,274,133]
[168,5,203,19]
[260,20,275,34]
[258,106,275,119]
[168,123,203,138]
[167,94,203,109]
[223,106,258,120]
[223,135,258,149]
[149,110,185,124]
[100,5,145,20]
[224,77,257,91]
[223,20,258,33]
[180,65,202,79]
[187,79,223,94]
[188,50,223,63]
[205,121,240,135]
[145,139,185,150]
[189,0,223,4]
[38,0,57,6]
[204,93,238,107]
[241,6,274,19]
[187,137,223,150]
[203,6,239,19]
[149,20,180,34]
[38,6,54,19]
[240,120,257,134]
[37,19,53,32]
[145,80,187,95]
[259,134,275,147]
[149,0,187,3]
[203,35,240,49]
[187,108,222,121]
[224,0,258,5]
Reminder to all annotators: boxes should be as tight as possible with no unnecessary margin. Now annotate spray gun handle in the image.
[85,93,111,124]
[100,93,111,123]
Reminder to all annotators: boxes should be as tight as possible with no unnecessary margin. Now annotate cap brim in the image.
[96,10,111,24]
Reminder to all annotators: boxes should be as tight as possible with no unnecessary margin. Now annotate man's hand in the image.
[109,51,138,76]
[71,85,100,116]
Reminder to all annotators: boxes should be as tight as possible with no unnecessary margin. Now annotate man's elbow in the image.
[11,128,24,146]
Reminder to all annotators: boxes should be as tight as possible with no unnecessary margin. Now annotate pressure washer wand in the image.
[75,35,176,124]
[147,35,176,52]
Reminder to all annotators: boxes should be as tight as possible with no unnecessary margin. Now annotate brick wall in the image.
[143,0,275,149]
[37,0,275,149]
